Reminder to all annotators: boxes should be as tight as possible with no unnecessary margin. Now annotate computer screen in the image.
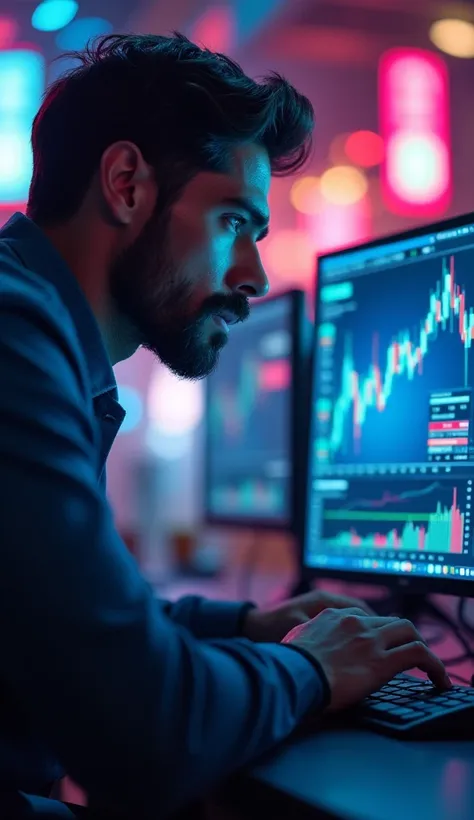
[205,291,303,529]
[304,213,474,590]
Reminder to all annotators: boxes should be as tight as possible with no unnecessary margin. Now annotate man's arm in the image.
[0,293,327,818]
[160,596,255,639]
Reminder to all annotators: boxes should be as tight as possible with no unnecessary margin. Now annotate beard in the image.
[109,209,250,379]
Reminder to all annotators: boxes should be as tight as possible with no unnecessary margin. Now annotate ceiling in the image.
[248,0,474,64]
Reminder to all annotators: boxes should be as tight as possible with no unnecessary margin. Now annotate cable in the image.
[419,597,474,668]
[448,671,472,686]
[416,623,446,647]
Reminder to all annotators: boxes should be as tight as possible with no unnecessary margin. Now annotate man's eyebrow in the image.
[220,196,270,240]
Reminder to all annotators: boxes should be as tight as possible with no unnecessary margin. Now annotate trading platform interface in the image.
[206,297,292,524]
[305,218,474,582]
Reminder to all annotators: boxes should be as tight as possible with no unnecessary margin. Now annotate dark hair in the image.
[27,33,314,224]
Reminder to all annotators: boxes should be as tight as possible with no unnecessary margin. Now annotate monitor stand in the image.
[289,577,312,597]
[369,591,433,621]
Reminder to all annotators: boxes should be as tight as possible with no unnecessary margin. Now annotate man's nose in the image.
[225,253,270,299]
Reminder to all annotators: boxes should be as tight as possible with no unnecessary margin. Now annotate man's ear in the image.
[99,140,156,228]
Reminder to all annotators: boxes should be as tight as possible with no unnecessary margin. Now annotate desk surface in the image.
[160,575,474,820]
[239,728,474,820]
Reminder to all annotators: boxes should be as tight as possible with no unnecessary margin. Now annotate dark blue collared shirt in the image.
[0,214,326,817]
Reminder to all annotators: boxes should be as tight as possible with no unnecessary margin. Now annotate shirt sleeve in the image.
[0,295,328,818]
[160,597,256,638]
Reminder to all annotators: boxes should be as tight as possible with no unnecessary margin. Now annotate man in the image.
[0,33,448,819]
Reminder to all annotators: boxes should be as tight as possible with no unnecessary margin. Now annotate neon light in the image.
[32,0,78,32]
[0,17,18,48]
[0,49,45,206]
[379,48,451,217]
[345,130,384,168]
[192,6,235,52]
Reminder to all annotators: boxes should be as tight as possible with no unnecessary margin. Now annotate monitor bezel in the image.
[204,288,309,533]
[303,208,474,598]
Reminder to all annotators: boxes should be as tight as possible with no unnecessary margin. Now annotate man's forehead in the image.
[173,144,271,213]
[227,144,272,197]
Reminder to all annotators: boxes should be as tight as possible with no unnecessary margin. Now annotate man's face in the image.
[109,144,271,379]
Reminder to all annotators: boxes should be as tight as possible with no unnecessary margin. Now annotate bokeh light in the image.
[262,229,316,285]
[290,176,322,215]
[0,49,45,205]
[388,133,449,203]
[147,366,203,437]
[192,5,235,52]
[345,130,384,168]
[320,165,368,206]
[0,17,18,47]
[429,18,474,58]
[329,133,350,165]
[379,48,451,216]
[32,0,78,32]
[117,385,143,435]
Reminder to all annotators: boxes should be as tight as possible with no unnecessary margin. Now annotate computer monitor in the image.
[204,289,310,532]
[304,212,474,597]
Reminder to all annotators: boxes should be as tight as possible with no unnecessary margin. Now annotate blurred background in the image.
[2,0,474,595]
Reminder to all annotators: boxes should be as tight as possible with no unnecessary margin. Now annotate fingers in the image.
[344,597,377,616]
[324,597,377,616]
[379,618,427,650]
[330,608,401,628]
[386,642,451,689]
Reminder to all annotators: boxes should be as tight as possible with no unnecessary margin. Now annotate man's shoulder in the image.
[0,236,82,347]
[0,236,62,310]
[0,235,89,386]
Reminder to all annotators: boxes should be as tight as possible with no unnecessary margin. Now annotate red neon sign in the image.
[379,48,451,217]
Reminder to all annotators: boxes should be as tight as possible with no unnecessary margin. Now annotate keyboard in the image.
[354,674,474,740]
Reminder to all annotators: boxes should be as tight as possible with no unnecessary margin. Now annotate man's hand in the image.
[283,607,451,711]
[242,589,375,643]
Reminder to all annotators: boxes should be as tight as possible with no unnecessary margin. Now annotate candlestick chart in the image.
[316,254,474,465]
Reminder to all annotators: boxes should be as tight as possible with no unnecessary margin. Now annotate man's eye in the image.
[223,214,247,234]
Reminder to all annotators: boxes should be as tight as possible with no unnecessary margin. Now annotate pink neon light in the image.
[192,6,235,53]
[379,48,451,217]
[258,359,291,392]
[0,17,17,48]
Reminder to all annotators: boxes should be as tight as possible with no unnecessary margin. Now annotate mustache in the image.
[199,292,250,324]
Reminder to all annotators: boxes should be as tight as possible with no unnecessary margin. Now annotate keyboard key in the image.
[355,673,474,740]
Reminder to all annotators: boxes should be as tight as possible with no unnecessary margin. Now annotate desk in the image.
[216,728,474,820]
[159,574,474,819]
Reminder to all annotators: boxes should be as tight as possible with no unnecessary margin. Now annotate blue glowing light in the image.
[32,0,78,32]
[56,17,113,51]
[117,386,143,435]
[0,49,45,205]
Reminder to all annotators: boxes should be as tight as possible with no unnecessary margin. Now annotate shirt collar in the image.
[1,212,117,399]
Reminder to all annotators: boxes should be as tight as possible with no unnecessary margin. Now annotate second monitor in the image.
[204,289,310,533]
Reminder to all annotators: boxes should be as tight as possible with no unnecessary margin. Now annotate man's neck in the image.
[38,220,138,365]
